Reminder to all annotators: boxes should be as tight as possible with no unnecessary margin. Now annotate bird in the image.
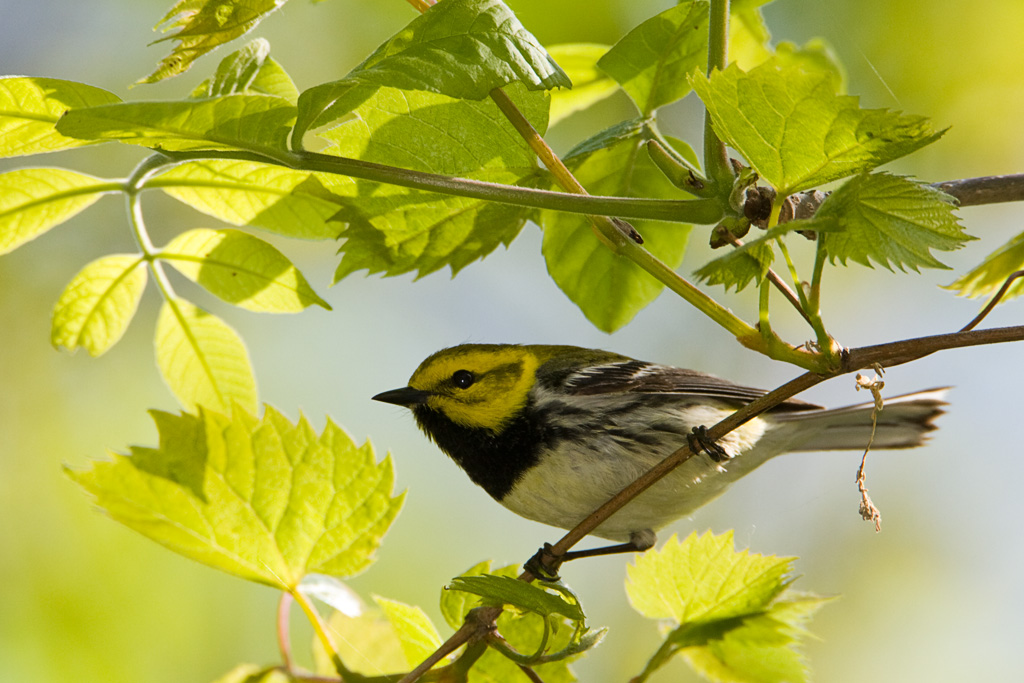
[373,344,947,558]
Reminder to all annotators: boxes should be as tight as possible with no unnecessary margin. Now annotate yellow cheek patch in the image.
[410,346,541,432]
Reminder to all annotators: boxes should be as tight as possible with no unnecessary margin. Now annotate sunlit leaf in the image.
[191,38,298,102]
[374,597,444,668]
[627,532,829,683]
[152,160,342,240]
[626,531,792,624]
[51,254,147,356]
[597,1,709,115]
[818,173,973,271]
[945,231,1024,301]
[691,60,944,195]
[161,228,330,312]
[0,77,122,157]
[320,84,546,279]
[293,0,567,139]
[0,168,116,255]
[154,297,258,413]
[210,664,292,683]
[318,608,409,676]
[140,0,288,84]
[65,405,404,588]
[56,95,296,153]
[540,123,693,332]
[539,44,618,126]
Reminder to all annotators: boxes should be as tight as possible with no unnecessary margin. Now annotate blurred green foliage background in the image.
[1,1,1023,681]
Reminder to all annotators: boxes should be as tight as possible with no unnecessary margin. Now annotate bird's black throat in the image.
[411,405,552,501]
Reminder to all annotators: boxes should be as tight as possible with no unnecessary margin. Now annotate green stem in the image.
[758,276,772,339]
[161,149,724,224]
[291,587,357,681]
[807,237,838,360]
[125,154,176,299]
[703,0,732,189]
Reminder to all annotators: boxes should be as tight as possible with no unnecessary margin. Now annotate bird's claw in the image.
[688,425,731,463]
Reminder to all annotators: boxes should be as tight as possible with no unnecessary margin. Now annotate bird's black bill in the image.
[372,386,432,406]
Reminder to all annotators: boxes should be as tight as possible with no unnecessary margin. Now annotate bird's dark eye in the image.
[452,369,475,389]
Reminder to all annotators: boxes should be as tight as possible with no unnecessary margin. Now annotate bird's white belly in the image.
[499,406,772,541]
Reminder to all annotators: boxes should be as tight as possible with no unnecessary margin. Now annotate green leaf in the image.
[319,83,546,279]
[292,0,567,142]
[191,38,299,102]
[818,173,972,271]
[540,44,618,126]
[319,608,409,676]
[140,0,286,84]
[540,125,693,332]
[691,60,944,195]
[472,611,581,683]
[774,39,846,94]
[374,597,444,667]
[151,160,342,240]
[945,231,1024,301]
[627,532,829,683]
[0,168,116,255]
[210,663,293,683]
[65,405,405,588]
[694,219,836,292]
[56,95,296,153]
[626,531,793,624]
[161,228,330,313]
[597,1,709,115]
[441,561,518,630]
[0,77,122,157]
[680,593,828,683]
[155,298,258,413]
[51,254,148,356]
[448,575,585,622]
[344,0,568,99]
[728,0,772,70]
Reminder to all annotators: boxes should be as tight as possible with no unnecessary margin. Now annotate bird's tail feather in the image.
[773,388,949,451]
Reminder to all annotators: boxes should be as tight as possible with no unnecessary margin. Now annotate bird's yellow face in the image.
[407,345,545,433]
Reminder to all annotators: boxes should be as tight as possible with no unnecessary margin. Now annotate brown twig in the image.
[960,270,1024,332]
[934,174,1024,207]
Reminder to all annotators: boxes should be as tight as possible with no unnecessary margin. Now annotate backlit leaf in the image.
[547,44,618,126]
[375,597,444,668]
[0,168,116,255]
[154,298,258,413]
[152,160,342,240]
[0,77,122,157]
[161,228,330,312]
[56,95,296,153]
[140,0,287,84]
[691,60,943,195]
[51,254,147,356]
[65,405,404,588]
[945,231,1024,301]
[626,531,792,624]
[191,38,299,102]
[597,1,709,115]
[818,173,972,271]
[540,123,693,332]
[319,84,546,279]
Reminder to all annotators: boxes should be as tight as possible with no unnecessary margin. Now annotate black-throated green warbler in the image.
[373,344,946,551]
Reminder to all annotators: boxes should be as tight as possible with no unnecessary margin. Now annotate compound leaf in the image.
[0,77,122,157]
[152,160,342,240]
[819,172,972,271]
[161,228,330,312]
[140,0,287,84]
[597,1,709,115]
[547,43,617,126]
[691,60,944,195]
[56,94,296,153]
[155,298,258,413]
[51,254,147,356]
[0,168,116,255]
[65,405,404,588]
[540,123,693,332]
